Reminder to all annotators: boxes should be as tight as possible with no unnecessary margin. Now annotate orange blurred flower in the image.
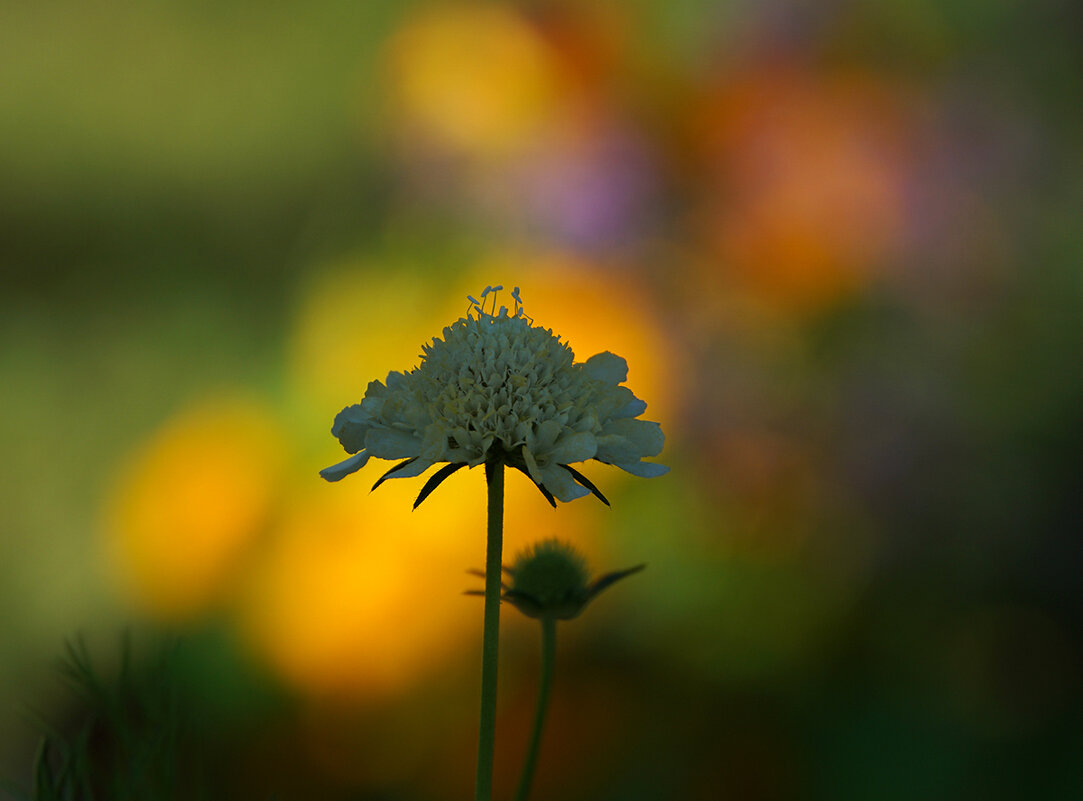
[691,66,912,311]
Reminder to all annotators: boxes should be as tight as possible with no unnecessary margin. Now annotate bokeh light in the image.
[237,475,480,700]
[384,4,562,159]
[690,66,911,311]
[287,264,451,414]
[102,397,286,621]
[236,429,603,702]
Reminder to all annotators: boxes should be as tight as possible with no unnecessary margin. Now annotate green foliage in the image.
[24,635,206,801]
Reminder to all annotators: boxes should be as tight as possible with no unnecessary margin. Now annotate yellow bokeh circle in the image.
[103,397,286,621]
[384,5,562,157]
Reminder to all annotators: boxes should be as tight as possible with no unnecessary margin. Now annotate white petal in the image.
[594,433,640,464]
[529,419,563,453]
[330,405,370,453]
[522,445,542,482]
[547,432,597,465]
[364,379,388,397]
[601,418,664,458]
[420,423,449,460]
[319,451,370,482]
[582,352,628,385]
[612,460,669,478]
[364,428,422,458]
[614,397,648,418]
[540,465,591,502]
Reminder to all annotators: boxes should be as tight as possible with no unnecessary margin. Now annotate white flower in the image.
[320,288,667,504]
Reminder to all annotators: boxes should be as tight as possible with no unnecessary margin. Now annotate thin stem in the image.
[514,617,557,801]
[475,459,505,801]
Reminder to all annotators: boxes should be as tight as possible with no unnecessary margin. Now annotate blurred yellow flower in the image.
[385,5,561,157]
[103,397,285,621]
[237,477,473,698]
[236,469,477,698]
[235,458,601,699]
[287,265,447,414]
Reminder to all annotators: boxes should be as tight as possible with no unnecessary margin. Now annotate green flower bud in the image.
[497,539,645,621]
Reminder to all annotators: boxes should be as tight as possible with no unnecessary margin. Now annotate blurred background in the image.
[2,0,1081,798]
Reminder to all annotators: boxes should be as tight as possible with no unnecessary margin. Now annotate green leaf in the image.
[33,738,58,801]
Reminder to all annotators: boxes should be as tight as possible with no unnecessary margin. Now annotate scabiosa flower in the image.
[319,286,667,505]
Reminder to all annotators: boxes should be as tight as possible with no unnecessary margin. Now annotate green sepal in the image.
[561,464,610,506]
[587,564,646,600]
[510,464,557,507]
[372,458,419,492]
[413,462,467,509]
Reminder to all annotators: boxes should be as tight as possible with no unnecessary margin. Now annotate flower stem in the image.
[476,459,505,801]
[514,616,556,801]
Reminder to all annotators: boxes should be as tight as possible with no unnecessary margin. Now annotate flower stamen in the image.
[511,286,533,324]
[481,284,504,316]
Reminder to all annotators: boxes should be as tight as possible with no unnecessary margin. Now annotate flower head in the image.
[320,286,667,505]
[470,539,645,620]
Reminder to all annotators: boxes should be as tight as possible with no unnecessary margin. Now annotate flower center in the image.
[417,309,580,453]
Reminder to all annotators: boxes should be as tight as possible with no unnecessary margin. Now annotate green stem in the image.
[475,459,505,801]
[514,617,557,801]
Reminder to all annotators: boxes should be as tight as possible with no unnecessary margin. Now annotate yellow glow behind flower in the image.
[236,477,471,699]
[108,268,619,699]
[237,462,598,699]
[288,266,446,413]
[103,398,285,621]
[456,256,681,432]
